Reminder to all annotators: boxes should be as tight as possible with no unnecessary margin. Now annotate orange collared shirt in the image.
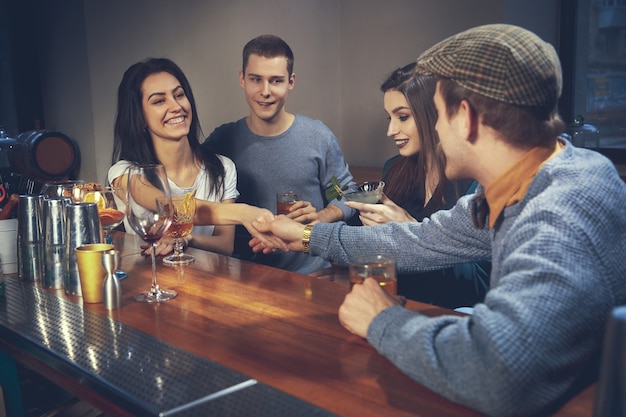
[483,140,564,228]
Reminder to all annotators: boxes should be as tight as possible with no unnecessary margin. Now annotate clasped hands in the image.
[249,200,315,254]
[249,203,405,339]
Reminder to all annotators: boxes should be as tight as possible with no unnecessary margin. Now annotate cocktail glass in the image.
[162,194,196,265]
[82,186,125,244]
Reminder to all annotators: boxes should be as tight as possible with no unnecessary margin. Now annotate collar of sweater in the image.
[484,140,564,228]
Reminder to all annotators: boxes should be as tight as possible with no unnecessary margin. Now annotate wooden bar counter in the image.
[0,231,596,416]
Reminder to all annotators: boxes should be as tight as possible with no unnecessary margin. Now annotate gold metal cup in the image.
[75,243,114,303]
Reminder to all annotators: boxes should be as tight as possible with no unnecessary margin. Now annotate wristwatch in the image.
[302,224,314,254]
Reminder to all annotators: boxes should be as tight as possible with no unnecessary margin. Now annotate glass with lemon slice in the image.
[82,186,125,245]
[162,190,196,265]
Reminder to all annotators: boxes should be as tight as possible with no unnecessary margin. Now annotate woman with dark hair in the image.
[108,58,272,256]
[346,63,490,309]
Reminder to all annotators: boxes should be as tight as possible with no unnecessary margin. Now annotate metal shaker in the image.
[17,194,44,282]
[65,202,102,295]
[43,197,69,289]
[102,249,122,309]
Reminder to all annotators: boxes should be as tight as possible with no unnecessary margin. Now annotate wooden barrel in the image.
[11,130,80,180]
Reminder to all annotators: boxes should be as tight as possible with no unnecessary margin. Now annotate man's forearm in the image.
[316,204,345,223]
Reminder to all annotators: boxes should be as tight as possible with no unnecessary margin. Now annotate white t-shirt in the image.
[107,156,239,237]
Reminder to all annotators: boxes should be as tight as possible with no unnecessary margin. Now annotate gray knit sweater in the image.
[309,141,626,416]
[205,114,356,274]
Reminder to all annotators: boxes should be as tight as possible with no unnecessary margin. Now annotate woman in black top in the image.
[347,63,490,309]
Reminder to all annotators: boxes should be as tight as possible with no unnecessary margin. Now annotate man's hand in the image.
[284,200,343,224]
[345,194,416,225]
[250,215,307,254]
[239,206,288,252]
[338,278,400,337]
[283,200,318,223]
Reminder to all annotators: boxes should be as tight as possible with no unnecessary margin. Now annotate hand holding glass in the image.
[349,255,397,296]
[276,191,298,215]
[125,164,176,302]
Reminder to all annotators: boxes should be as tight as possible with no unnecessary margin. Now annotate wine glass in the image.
[162,193,196,265]
[125,164,176,302]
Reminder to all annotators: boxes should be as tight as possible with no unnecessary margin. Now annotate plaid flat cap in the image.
[416,24,562,108]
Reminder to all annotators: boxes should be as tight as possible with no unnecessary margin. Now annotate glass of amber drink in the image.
[276,191,298,215]
[348,255,397,296]
[82,186,126,244]
[162,193,196,265]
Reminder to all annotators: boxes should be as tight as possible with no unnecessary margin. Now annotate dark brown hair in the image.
[112,58,225,197]
[437,77,565,148]
[381,63,450,211]
[242,34,294,76]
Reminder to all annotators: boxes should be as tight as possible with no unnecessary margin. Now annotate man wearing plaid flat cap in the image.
[251,24,626,416]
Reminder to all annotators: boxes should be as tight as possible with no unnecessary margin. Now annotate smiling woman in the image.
[142,73,192,143]
[347,63,491,309]
[107,58,239,258]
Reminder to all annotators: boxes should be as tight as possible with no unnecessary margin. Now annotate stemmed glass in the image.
[163,192,196,265]
[81,186,126,244]
[125,164,176,302]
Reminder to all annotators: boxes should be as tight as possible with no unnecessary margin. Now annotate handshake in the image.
[247,211,311,255]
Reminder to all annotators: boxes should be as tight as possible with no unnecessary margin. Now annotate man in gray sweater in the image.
[251,24,626,416]
[203,34,355,274]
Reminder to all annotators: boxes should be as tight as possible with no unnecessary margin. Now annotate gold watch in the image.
[302,224,314,254]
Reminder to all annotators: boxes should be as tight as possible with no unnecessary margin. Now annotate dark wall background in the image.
[0,0,45,136]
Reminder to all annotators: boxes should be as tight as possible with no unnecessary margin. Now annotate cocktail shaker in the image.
[17,194,44,282]
[65,202,102,295]
[43,197,69,289]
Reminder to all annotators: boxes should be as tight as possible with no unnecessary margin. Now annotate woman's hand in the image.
[345,194,416,225]
[237,205,288,251]
[141,237,175,256]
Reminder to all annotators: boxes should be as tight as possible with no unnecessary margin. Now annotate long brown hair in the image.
[381,63,449,211]
[112,58,225,198]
